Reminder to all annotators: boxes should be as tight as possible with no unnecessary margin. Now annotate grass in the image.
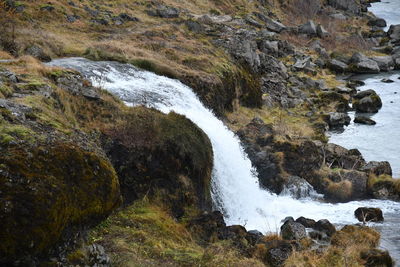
[88,199,265,267]
[285,225,381,267]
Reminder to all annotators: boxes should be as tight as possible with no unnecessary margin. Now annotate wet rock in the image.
[299,20,317,36]
[354,207,384,222]
[328,59,348,73]
[253,13,286,33]
[361,249,393,267]
[381,78,394,83]
[25,45,51,62]
[347,79,365,89]
[354,116,376,125]
[295,217,316,228]
[314,219,336,237]
[353,89,382,113]
[281,220,307,240]
[325,112,351,128]
[360,161,392,176]
[280,176,320,199]
[367,18,387,28]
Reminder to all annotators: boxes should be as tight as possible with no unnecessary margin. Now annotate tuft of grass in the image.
[325,179,353,202]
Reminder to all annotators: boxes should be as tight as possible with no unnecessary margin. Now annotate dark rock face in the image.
[361,249,393,267]
[103,108,213,217]
[0,143,121,264]
[355,207,384,222]
[353,89,382,113]
[280,220,307,240]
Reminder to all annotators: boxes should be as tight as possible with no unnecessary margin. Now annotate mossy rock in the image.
[0,143,121,263]
[102,106,213,218]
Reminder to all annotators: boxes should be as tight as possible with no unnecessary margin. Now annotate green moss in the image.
[0,124,35,144]
[0,143,121,261]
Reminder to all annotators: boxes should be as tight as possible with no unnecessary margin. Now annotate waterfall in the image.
[48,58,399,233]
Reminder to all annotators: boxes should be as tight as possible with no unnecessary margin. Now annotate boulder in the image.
[381,78,394,83]
[314,219,336,237]
[328,59,348,73]
[25,45,51,62]
[295,217,316,228]
[293,56,317,73]
[281,220,307,240]
[146,5,180,18]
[263,240,294,266]
[280,176,320,199]
[325,112,351,128]
[253,13,286,33]
[0,143,121,263]
[316,24,329,38]
[350,52,380,74]
[103,108,213,217]
[388,24,400,43]
[327,0,361,14]
[360,161,392,176]
[354,207,384,222]
[354,116,376,125]
[299,20,317,36]
[323,143,365,170]
[371,56,394,72]
[367,18,387,28]
[353,89,382,113]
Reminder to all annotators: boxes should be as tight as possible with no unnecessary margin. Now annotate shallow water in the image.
[370,1,400,30]
[329,72,400,178]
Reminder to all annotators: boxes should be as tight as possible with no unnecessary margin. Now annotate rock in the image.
[361,249,393,267]
[52,72,101,100]
[198,14,232,25]
[347,79,365,89]
[388,24,400,43]
[326,112,351,128]
[351,60,380,74]
[25,45,51,62]
[354,116,376,125]
[264,240,294,266]
[40,4,55,12]
[367,18,387,28]
[189,211,227,242]
[328,59,348,72]
[118,13,139,22]
[314,219,336,237]
[353,89,382,113]
[299,20,317,36]
[87,244,111,266]
[329,169,369,200]
[66,14,80,23]
[330,13,347,20]
[253,12,286,33]
[280,176,320,199]
[103,108,213,217]
[354,207,384,222]
[316,24,329,38]
[245,16,263,28]
[0,69,18,83]
[185,20,203,33]
[295,217,316,228]
[293,56,317,73]
[327,0,361,14]
[323,143,365,170]
[260,40,279,54]
[147,5,179,18]
[371,56,394,72]
[381,78,394,83]
[0,143,121,263]
[0,99,33,121]
[360,161,392,176]
[281,220,307,240]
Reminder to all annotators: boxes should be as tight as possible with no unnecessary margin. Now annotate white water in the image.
[48,58,400,234]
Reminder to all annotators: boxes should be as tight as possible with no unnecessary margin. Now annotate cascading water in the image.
[48,58,400,257]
